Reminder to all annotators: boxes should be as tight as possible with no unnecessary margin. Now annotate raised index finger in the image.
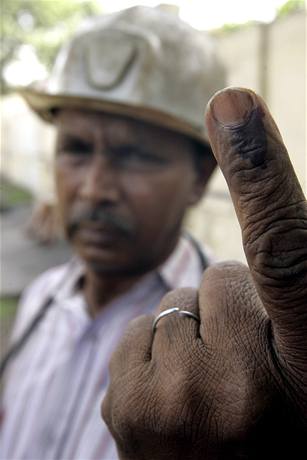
[205,87,307,355]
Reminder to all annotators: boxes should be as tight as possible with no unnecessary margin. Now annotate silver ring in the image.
[152,307,200,332]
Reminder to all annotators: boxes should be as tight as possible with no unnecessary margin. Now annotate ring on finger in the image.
[152,307,200,333]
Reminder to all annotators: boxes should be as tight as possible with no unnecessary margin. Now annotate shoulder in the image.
[21,262,70,306]
[11,262,73,342]
[23,263,70,297]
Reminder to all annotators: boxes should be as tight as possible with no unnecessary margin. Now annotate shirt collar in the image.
[55,234,206,301]
[158,234,204,290]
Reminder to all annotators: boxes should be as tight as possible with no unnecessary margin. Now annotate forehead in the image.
[54,108,195,152]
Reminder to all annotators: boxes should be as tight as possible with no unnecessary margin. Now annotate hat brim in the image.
[18,88,210,148]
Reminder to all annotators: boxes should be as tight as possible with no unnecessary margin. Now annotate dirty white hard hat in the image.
[19,6,225,146]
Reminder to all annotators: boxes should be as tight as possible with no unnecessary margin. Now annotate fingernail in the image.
[209,88,255,127]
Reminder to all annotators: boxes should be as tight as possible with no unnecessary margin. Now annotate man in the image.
[0,6,225,459]
[102,88,307,459]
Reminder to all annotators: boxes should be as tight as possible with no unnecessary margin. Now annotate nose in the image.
[80,154,120,204]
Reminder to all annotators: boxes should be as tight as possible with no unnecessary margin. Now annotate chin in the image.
[84,256,155,278]
[76,242,168,278]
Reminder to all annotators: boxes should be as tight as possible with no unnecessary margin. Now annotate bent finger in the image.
[152,288,201,361]
[108,314,154,379]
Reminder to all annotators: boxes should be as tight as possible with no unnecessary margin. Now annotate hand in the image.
[101,88,307,460]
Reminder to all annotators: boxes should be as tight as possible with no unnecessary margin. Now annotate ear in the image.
[188,150,217,206]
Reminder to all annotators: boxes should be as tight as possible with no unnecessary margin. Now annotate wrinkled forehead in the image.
[54,107,197,152]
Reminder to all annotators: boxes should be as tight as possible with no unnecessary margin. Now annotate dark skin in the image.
[54,110,215,317]
[102,88,307,459]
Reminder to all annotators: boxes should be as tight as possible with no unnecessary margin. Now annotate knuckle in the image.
[244,217,307,301]
[158,288,198,314]
[230,158,286,208]
[100,392,114,428]
[202,261,249,282]
[100,395,109,423]
[161,368,211,441]
[161,359,203,411]
[105,382,148,434]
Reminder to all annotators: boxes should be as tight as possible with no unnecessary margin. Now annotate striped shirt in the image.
[0,235,209,460]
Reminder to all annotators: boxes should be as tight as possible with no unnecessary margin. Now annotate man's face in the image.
[55,108,208,276]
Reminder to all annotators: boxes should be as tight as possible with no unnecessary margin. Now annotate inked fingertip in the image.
[206,87,256,128]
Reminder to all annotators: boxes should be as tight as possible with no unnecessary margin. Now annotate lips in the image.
[75,223,125,247]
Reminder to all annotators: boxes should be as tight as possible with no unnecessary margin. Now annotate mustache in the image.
[66,206,135,239]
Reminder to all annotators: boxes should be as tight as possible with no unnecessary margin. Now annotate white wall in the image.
[186,10,306,263]
[1,94,56,201]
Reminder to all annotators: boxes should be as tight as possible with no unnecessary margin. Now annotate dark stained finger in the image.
[205,87,307,357]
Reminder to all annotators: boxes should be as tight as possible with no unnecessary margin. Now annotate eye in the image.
[113,145,168,168]
[57,137,93,156]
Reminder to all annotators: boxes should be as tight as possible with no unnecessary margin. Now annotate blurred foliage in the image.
[0,297,19,319]
[0,174,33,211]
[277,0,305,17]
[214,21,252,35]
[214,0,305,35]
[1,0,304,92]
[1,0,102,93]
